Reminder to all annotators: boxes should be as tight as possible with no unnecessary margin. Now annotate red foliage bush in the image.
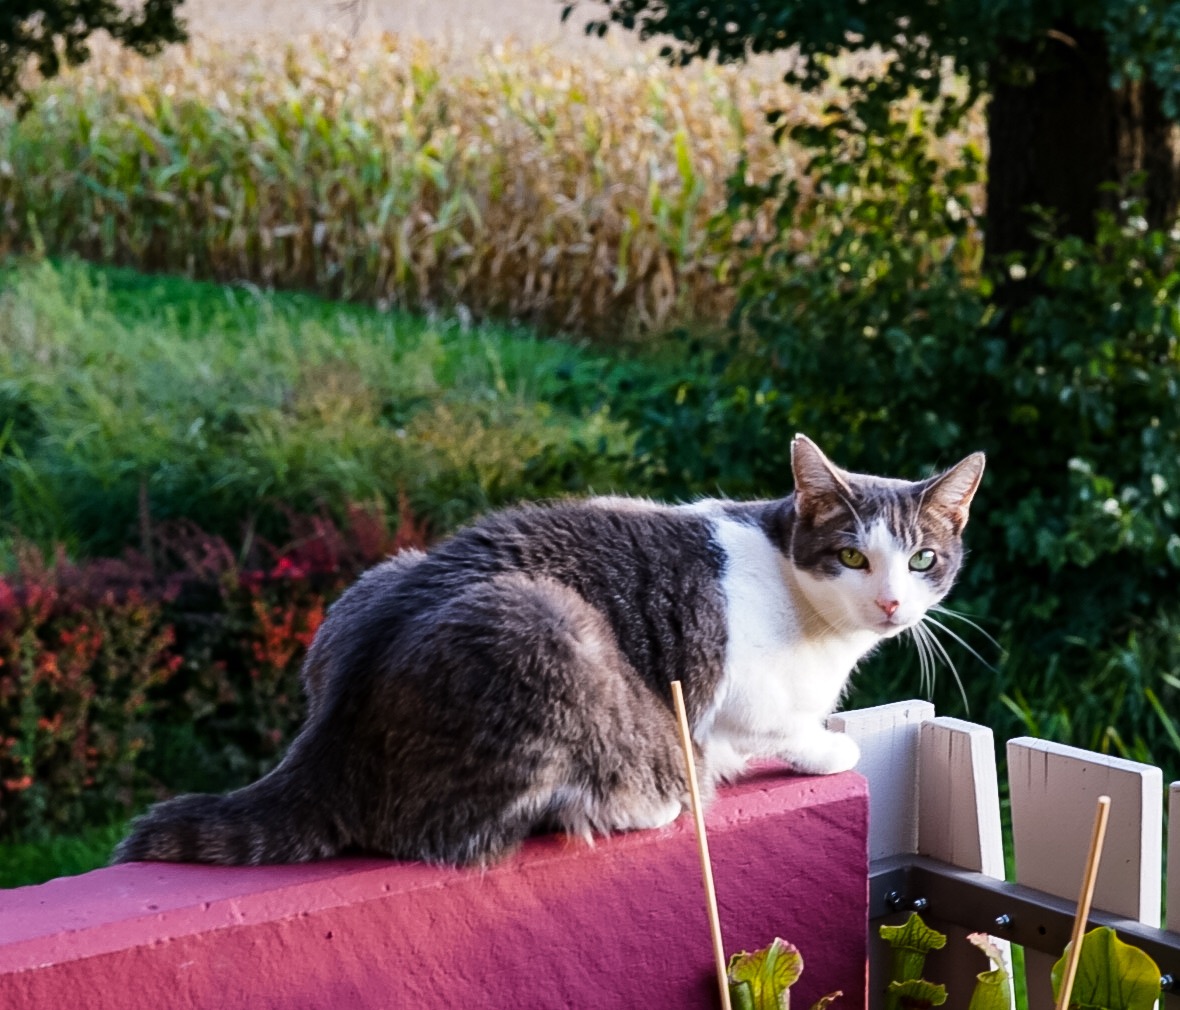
[0,499,429,840]
[0,547,180,837]
[153,499,429,789]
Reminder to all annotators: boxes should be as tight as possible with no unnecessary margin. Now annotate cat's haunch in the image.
[114,435,984,867]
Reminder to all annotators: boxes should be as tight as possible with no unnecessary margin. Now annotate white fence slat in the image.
[829,699,934,861]
[1008,737,1163,921]
[918,717,1005,877]
[1169,782,1179,934]
[1169,783,1179,1010]
[917,718,1012,1008]
[1008,738,1164,1010]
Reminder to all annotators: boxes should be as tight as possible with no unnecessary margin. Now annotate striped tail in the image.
[112,773,341,866]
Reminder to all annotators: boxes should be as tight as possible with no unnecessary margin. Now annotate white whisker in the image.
[924,614,999,673]
[836,493,869,539]
[931,604,1004,655]
[918,617,971,712]
[909,625,929,697]
[909,622,936,699]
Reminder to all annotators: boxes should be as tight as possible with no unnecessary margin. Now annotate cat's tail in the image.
[111,771,342,866]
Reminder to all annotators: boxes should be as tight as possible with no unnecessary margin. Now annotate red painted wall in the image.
[1,767,867,1009]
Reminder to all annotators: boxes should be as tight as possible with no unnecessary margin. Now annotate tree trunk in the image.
[984,25,1118,264]
[985,24,1180,267]
[1114,77,1180,229]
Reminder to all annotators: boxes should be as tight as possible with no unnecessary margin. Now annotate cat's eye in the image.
[909,549,936,572]
[838,547,868,570]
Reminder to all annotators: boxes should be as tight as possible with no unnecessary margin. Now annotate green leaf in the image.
[1050,927,1161,1010]
[880,913,948,983]
[966,933,1012,1010]
[731,980,757,1010]
[731,976,759,1009]
[887,979,948,1010]
[809,991,844,1010]
[727,938,804,1010]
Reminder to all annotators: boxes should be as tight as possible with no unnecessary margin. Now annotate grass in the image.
[0,255,658,565]
[4,256,1177,891]
[0,821,127,889]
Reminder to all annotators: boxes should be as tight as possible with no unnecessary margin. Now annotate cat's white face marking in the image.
[795,518,940,638]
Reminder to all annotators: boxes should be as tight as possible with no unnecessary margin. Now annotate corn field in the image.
[0,34,983,338]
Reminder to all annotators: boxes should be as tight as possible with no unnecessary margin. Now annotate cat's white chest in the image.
[697,517,878,779]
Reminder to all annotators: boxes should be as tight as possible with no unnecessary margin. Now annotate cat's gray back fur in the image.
[113,436,984,868]
[115,500,731,866]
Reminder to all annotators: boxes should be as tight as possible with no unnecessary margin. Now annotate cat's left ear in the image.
[792,434,854,525]
[924,452,986,533]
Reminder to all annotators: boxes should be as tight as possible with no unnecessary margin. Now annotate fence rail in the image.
[835,700,1179,1009]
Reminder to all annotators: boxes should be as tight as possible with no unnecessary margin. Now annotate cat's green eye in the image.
[838,547,868,570]
[909,549,936,572]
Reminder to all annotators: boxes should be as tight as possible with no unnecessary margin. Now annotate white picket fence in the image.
[831,700,1179,1010]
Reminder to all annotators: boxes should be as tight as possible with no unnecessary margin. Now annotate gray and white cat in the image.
[114,435,984,867]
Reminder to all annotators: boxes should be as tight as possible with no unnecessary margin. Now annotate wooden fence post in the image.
[1007,739,1163,1010]
[917,717,1009,1003]
[829,700,935,862]
[830,699,934,1010]
[1168,782,1179,1010]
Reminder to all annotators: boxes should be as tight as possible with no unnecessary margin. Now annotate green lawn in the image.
[0,256,679,887]
[1,256,664,566]
[0,822,128,889]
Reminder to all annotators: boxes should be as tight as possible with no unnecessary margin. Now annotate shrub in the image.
[0,500,429,841]
[0,546,180,838]
[612,104,1180,777]
[147,499,429,792]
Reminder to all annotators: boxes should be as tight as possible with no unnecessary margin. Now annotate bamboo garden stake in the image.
[671,679,733,1010]
[1054,794,1112,1010]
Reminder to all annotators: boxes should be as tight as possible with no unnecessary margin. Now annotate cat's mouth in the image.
[874,615,913,636]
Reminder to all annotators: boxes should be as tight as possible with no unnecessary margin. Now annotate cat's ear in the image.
[924,452,986,533]
[791,434,853,525]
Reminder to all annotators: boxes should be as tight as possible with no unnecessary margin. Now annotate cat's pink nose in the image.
[876,598,900,618]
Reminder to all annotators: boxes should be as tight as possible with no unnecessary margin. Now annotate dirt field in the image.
[179,0,646,54]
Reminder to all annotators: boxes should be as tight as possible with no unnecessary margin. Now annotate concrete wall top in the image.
[1,766,868,1009]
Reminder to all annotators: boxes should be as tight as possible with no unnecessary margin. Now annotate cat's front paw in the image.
[787,730,861,776]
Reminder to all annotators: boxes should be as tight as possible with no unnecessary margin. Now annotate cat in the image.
[113,434,984,867]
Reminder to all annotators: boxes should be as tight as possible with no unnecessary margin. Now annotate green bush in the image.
[0,501,428,842]
[0,546,180,838]
[610,106,1180,776]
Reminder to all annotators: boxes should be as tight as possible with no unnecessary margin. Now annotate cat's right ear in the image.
[925,451,986,534]
[791,435,852,525]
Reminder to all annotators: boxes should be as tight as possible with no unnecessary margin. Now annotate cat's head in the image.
[788,435,985,638]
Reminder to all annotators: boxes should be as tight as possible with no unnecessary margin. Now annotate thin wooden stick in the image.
[671,680,733,1010]
[1054,794,1112,1010]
